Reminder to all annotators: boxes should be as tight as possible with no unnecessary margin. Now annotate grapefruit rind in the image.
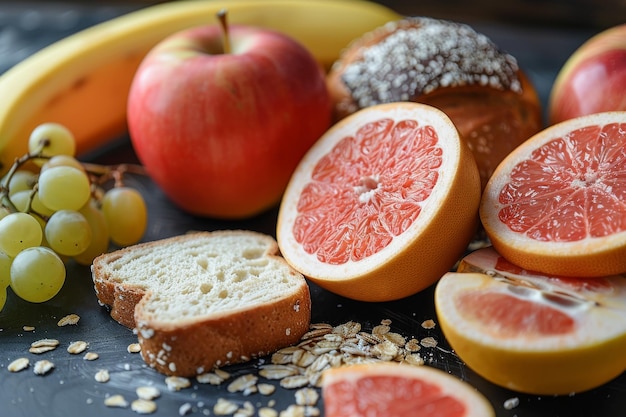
[321,362,495,417]
[480,111,626,277]
[277,102,481,301]
[435,247,626,395]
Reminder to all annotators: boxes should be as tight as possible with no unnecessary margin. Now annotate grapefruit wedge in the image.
[480,111,626,277]
[435,246,626,395]
[322,362,495,417]
[277,102,481,301]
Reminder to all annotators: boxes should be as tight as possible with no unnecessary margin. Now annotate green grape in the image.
[0,206,10,220]
[8,189,32,212]
[3,169,37,195]
[0,212,42,257]
[38,165,91,211]
[31,191,55,217]
[41,155,85,173]
[45,210,92,256]
[74,200,110,265]
[28,123,76,165]
[0,286,6,312]
[0,251,11,289]
[10,246,65,303]
[102,187,147,246]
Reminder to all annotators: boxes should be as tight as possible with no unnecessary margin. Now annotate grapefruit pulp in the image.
[322,362,495,417]
[435,247,626,395]
[480,111,626,277]
[276,102,481,301]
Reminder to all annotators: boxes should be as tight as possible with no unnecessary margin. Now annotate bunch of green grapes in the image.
[0,123,148,311]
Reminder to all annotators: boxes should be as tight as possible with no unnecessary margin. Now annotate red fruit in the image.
[549,24,626,124]
[127,23,331,218]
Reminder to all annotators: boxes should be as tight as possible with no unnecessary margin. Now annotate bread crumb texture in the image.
[97,231,305,323]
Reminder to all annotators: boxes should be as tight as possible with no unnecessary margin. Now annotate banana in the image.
[0,0,401,175]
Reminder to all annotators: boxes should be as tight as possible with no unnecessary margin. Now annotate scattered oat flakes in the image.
[179,402,193,415]
[131,398,157,414]
[504,397,520,410]
[104,394,129,408]
[213,398,238,415]
[31,338,59,348]
[83,352,99,361]
[165,376,191,391]
[8,357,29,372]
[197,371,226,385]
[57,314,80,326]
[22,325,35,332]
[136,386,161,400]
[279,404,319,417]
[420,337,438,348]
[29,345,57,354]
[33,360,54,375]
[280,375,309,389]
[258,383,276,396]
[294,388,319,406]
[95,369,110,383]
[258,407,279,417]
[127,343,141,353]
[234,401,255,417]
[421,319,436,329]
[227,374,258,393]
[67,341,88,354]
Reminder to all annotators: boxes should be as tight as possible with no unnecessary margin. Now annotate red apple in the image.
[549,24,626,124]
[127,18,331,219]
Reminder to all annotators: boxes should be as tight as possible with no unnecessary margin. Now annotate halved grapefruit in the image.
[276,102,481,301]
[435,246,626,395]
[480,111,626,277]
[322,362,495,417]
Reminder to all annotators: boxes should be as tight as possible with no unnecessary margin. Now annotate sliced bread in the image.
[91,230,311,376]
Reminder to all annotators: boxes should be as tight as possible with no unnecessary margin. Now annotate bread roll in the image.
[327,17,543,188]
[92,230,311,376]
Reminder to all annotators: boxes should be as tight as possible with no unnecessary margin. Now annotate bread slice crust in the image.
[92,230,311,376]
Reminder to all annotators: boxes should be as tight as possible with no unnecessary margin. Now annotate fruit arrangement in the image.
[1,0,626,414]
[0,122,147,310]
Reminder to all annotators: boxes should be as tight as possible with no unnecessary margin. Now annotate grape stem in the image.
[1,148,147,216]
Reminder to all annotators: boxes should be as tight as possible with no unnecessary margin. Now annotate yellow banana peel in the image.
[0,0,401,175]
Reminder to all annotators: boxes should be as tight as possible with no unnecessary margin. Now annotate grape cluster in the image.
[0,123,148,310]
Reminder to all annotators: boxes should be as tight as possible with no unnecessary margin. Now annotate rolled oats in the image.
[197,371,226,385]
[57,314,80,326]
[421,319,436,329]
[258,383,276,395]
[29,338,59,354]
[131,398,157,414]
[136,386,161,400]
[67,341,88,354]
[294,388,319,406]
[227,374,258,393]
[95,369,110,383]
[8,357,29,372]
[420,337,438,348]
[259,407,279,417]
[33,360,54,375]
[213,398,238,415]
[279,375,309,389]
[165,376,191,391]
[83,352,99,361]
[127,343,141,353]
[104,394,129,408]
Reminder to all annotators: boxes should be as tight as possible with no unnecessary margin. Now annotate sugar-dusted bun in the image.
[92,230,311,376]
[327,17,543,188]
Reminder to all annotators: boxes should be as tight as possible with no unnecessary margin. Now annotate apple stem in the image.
[217,9,231,54]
